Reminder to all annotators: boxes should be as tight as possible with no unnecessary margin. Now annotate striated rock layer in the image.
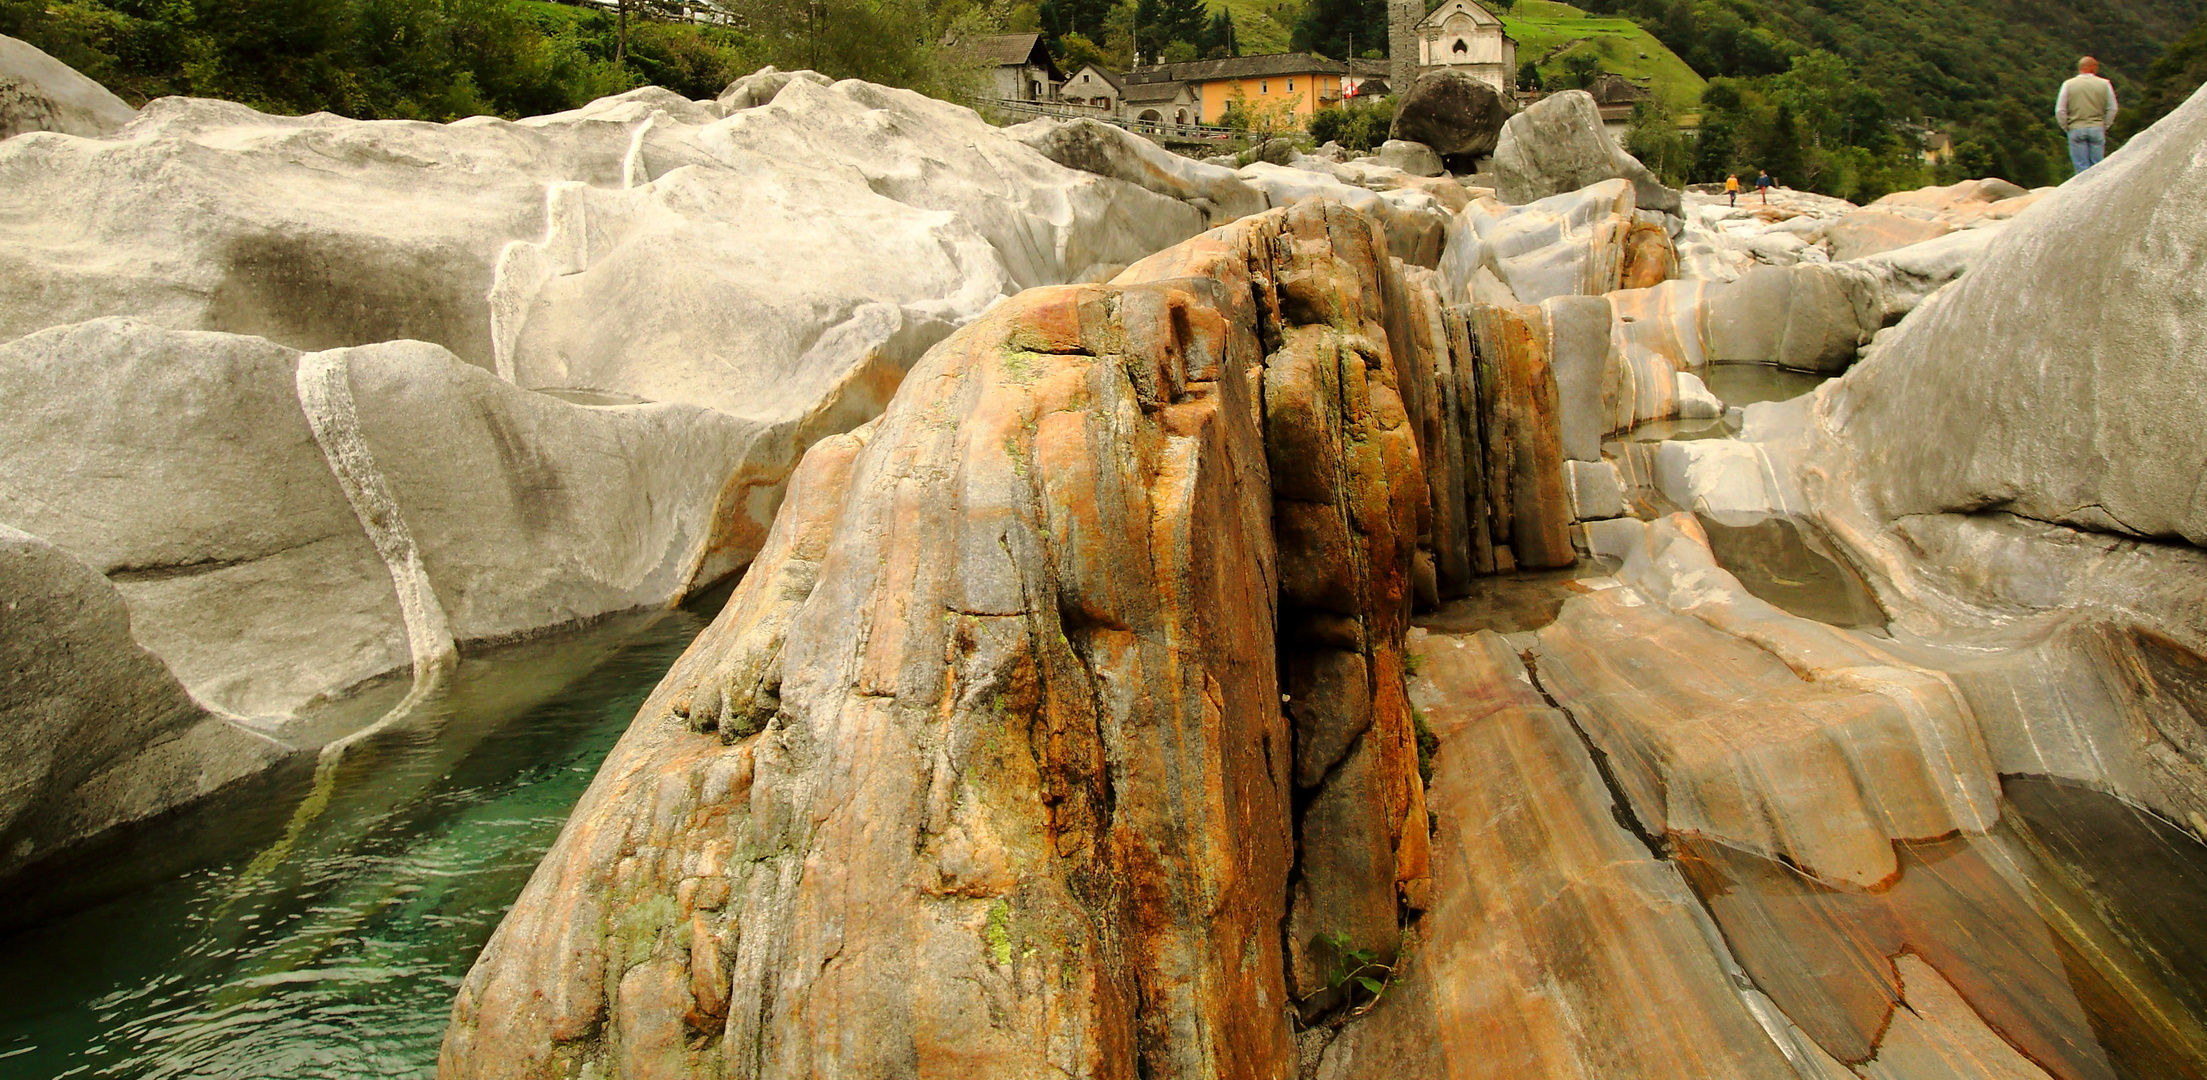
[443,202,1479,1079]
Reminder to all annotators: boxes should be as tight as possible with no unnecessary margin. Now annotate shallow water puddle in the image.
[0,596,720,1079]
[1696,512,1888,630]
[1702,363,1829,408]
[1416,561,1622,635]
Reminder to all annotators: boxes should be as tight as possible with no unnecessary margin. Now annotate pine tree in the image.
[1204,9,1239,58]
[1136,0,1209,61]
[1289,0,1383,60]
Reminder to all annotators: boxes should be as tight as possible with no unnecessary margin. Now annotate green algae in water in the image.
[0,600,717,1079]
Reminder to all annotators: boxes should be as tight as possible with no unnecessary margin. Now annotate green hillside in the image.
[1205,0,1302,56]
[1502,0,1704,114]
[1578,0,2206,188]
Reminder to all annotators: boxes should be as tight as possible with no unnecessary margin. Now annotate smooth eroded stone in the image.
[0,525,285,881]
[0,319,761,719]
[715,65,828,110]
[1564,458,1625,521]
[1542,293,1611,461]
[1825,209,1953,262]
[1439,179,1636,306]
[1490,91,1681,214]
[1010,116,1270,224]
[1317,629,1798,1080]
[1368,139,1444,178]
[1237,161,1451,267]
[0,75,1209,583]
[1818,86,2207,545]
[1463,303,1574,570]
[0,33,135,139]
[1536,515,2000,888]
[1618,219,1678,288]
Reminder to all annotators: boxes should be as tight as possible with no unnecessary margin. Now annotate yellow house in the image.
[1123,53,1350,126]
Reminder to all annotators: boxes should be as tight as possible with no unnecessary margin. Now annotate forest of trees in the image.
[1600,0,2205,197]
[0,0,1011,119]
[3,0,2203,199]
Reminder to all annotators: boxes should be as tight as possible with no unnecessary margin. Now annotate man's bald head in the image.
[2080,56,2100,74]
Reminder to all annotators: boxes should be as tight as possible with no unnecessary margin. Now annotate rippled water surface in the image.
[0,599,716,1079]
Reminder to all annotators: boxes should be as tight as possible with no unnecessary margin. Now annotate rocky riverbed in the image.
[5,32,2206,1080]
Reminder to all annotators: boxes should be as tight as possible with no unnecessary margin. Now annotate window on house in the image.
[1261,80,1268,93]
[1288,78,1295,91]
[1453,38,1468,54]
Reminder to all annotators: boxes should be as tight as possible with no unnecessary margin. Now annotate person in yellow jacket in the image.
[1725,174,1740,206]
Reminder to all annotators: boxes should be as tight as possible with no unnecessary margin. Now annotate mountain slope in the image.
[1739,0,2200,124]
[1203,0,1301,57]
[1503,0,1706,113]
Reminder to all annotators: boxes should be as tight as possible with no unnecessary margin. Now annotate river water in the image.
[0,597,720,1079]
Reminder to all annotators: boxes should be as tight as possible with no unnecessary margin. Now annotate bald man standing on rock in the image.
[2056,56,2119,175]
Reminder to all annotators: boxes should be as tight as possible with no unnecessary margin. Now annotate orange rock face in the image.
[441,201,1490,1079]
[1617,221,1678,291]
[1315,628,1799,1080]
[1455,303,1575,572]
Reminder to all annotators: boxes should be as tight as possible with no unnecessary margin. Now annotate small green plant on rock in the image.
[1309,929,1397,1018]
[1411,702,1439,786]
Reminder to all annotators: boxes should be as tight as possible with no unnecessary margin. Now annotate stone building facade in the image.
[1391,0,1516,95]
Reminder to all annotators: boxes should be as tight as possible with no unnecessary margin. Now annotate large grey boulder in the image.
[1491,90,1680,214]
[1368,138,1444,178]
[0,524,286,879]
[0,77,1209,582]
[1692,87,2207,831]
[0,319,761,721]
[0,33,135,140]
[1006,116,1269,224]
[1389,70,1511,166]
[1822,84,2207,543]
[0,73,1234,884]
[716,65,829,111]
[1437,178,1639,305]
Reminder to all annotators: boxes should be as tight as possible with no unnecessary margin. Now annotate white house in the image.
[1063,64,1123,112]
[968,33,1065,102]
[1414,0,1516,94]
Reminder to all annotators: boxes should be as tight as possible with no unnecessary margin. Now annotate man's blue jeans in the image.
[2069,126,2107,174]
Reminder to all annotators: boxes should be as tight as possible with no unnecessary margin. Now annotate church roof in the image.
[1416,0,1503,31]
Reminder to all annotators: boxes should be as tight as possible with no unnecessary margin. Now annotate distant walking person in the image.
[1725,173,1741,206]
[1756,169,1774,204]
[2056,56,2119,174]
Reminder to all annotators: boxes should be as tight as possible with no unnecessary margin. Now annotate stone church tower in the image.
[1388,0,1424,93]
[1391,0,1518,95]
